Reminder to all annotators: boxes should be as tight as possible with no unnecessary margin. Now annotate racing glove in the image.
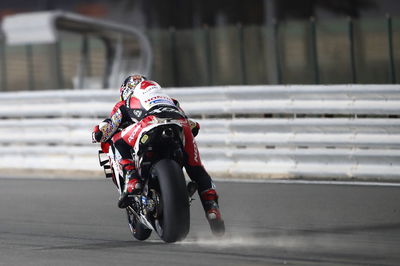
[92,125,103,143]
[188,119,200,137]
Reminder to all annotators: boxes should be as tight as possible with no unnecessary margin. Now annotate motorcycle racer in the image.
[92,75,224,235]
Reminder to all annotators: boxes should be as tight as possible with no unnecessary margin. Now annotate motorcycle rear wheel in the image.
[152,159,190,243]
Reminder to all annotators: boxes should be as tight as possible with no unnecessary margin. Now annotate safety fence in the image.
[0,84,399,180]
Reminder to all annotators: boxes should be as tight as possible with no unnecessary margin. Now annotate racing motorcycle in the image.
[98,117,198,243]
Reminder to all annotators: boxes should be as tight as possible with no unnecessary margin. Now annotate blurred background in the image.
[0,0,400,91]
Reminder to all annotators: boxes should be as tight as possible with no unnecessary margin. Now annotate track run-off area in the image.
[0,176,399,266]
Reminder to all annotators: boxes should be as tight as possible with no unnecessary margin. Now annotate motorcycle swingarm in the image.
[127,205,156,231]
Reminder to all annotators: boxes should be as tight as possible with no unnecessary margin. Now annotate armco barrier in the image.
[0,85,399,180]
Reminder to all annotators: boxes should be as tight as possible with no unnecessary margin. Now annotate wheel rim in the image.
[151,189,165,237]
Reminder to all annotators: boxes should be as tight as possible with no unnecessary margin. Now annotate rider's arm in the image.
[92,101,125,143]
[172,98,200,137]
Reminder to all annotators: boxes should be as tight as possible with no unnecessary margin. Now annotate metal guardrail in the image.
[0,85,399,180]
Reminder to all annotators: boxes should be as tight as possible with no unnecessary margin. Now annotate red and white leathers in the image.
[117,115,202,167]
[94,79,222,223]
[97,80,203,170]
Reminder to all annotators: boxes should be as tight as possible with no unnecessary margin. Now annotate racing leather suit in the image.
[95,80,214,194]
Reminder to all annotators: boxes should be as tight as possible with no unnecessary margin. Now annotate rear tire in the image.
[152,159,190,243]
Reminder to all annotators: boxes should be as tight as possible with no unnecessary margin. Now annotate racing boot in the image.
[200,188,225,237]
[118,160,142,209]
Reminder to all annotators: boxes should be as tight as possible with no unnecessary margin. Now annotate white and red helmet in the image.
[120,74,147,101]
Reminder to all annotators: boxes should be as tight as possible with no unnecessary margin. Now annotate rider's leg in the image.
[112,134,141,208]
[180,119,224,233]
[186,165,223,222]
[117,158,141,208]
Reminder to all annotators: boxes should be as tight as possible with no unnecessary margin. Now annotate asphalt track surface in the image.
[0,177,400,266]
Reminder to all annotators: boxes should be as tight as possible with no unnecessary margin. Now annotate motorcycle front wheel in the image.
[152,159,190,243]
